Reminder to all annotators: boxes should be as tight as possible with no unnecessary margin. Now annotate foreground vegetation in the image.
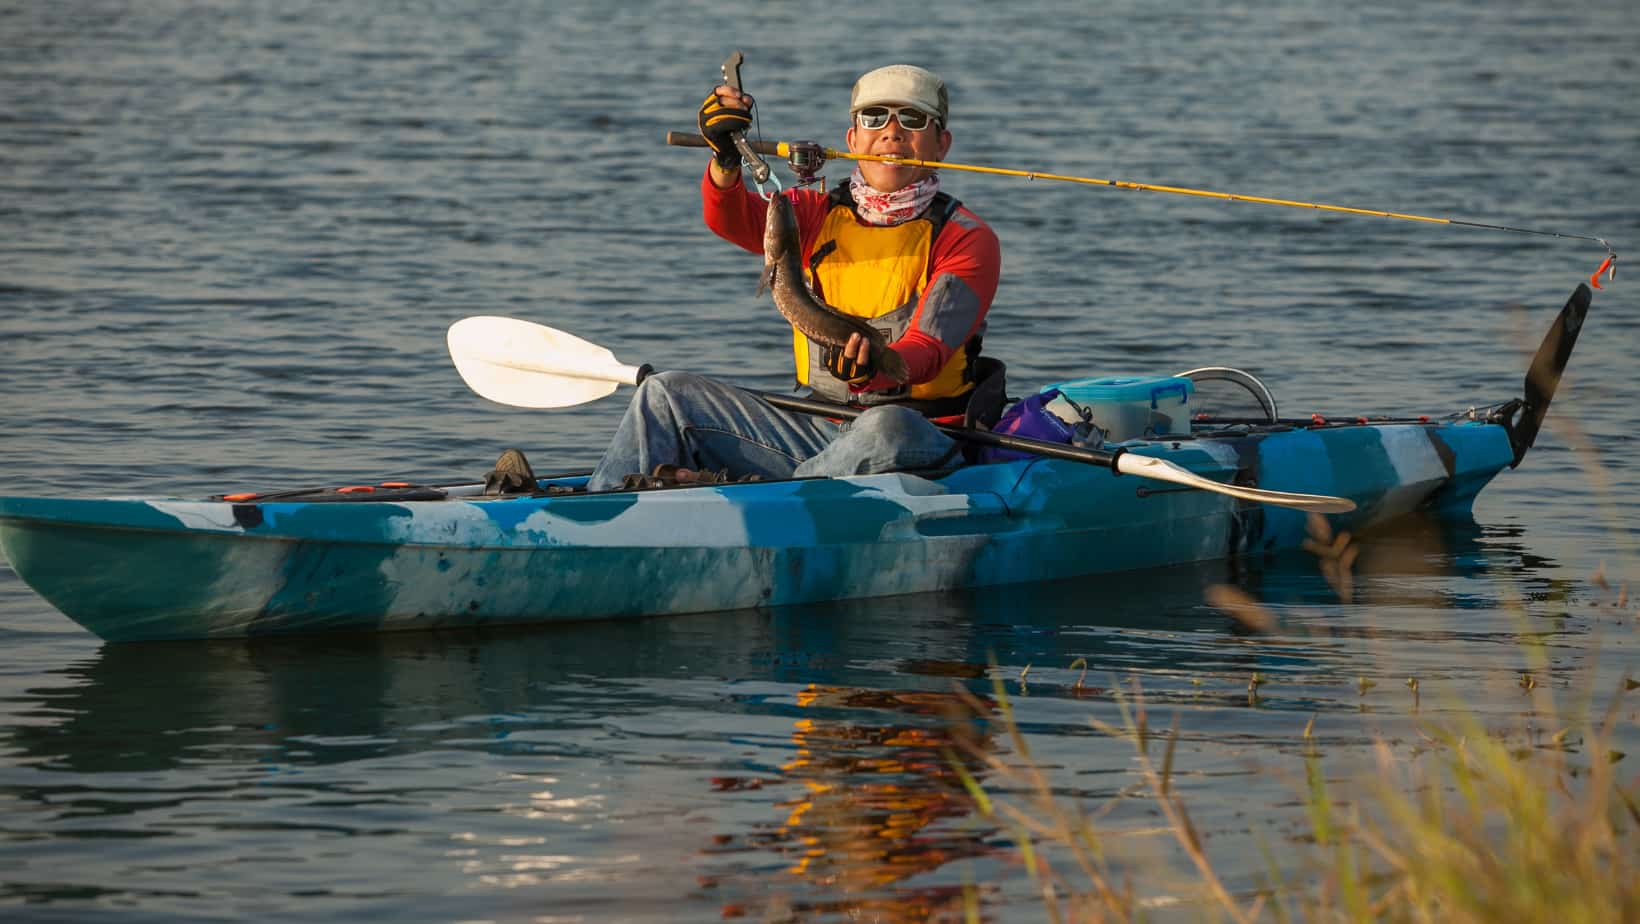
[950,669,1635,923]
[947,516,1637,923]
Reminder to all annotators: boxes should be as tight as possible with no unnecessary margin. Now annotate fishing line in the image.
[833,149,1618,287]
[748,108,782,200]
[666,132,1618,287]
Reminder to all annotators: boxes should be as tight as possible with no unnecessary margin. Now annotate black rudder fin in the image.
[1509,283,1592,467]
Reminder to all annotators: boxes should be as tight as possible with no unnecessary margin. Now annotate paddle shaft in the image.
[748,388,1127,469]
[665,131,1618,266]
[447,317,1357,511]
[663,379,1348,511]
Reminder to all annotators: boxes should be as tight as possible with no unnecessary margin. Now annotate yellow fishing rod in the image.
[665,131,1618,286]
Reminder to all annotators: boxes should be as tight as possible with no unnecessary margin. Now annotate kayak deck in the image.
[0,412,1517,642]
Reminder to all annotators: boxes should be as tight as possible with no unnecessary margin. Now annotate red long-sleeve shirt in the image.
[702,170,1001,392]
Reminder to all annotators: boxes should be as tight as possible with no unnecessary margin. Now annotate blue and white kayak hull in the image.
[0,416,1515,642]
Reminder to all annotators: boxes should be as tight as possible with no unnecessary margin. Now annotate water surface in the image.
[2,1,1637,919]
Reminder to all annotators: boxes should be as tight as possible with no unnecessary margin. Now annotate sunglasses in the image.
[854,105,939,132]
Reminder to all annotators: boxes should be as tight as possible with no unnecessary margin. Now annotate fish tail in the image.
[879,346,911,385]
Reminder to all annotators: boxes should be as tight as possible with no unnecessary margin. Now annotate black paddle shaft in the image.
[630,364,1122,469]
[754,391,1125,471]
[615,364,1352,509]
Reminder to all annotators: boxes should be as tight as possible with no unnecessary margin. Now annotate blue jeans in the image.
[586,372,960,492]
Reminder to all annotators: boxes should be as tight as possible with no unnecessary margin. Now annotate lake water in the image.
[2,0,1637,919]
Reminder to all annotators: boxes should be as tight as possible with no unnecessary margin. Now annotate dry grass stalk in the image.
[950,670,1636,923]
[1319,681,1640,923]
[943,386,1640,920]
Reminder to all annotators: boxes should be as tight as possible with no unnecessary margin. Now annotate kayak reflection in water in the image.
[584,63,1003,492]
[701,682,1002,919]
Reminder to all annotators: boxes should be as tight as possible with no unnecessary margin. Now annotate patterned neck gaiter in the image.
[848,168,941,226]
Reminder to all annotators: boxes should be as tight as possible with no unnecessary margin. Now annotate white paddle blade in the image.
[1114,454,1357,513]
[447,316,645,409]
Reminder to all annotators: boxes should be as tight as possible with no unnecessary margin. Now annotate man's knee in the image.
[851,405,929,441]
[633,370,709,410]
[636,370,702,396]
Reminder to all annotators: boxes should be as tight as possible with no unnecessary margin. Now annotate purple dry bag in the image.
[980,388,1081,464]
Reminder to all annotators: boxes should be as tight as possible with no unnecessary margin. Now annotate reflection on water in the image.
[704,683,998,922]
[4,511,1625,917]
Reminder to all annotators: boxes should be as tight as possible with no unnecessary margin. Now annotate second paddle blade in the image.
[447,316,626,409]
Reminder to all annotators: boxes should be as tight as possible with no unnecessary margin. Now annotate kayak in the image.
[0,286,1592,643]
[0,411,1518,643]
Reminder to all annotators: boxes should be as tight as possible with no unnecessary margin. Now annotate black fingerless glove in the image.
[823,344,873,387]
[698,92,752,171]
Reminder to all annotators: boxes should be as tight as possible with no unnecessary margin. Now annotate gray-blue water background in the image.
[2,1,1637,920]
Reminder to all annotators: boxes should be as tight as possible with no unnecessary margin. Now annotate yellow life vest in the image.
[794,187,976,408]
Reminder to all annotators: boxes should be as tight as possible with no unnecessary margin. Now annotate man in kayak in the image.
[583,64,1001,491]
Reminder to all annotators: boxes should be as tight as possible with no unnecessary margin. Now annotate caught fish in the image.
[757,194,910,385]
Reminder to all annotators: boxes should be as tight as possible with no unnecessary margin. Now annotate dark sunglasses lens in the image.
[897,109,931,130]
[857,107,891,129]
[856,106,933,130]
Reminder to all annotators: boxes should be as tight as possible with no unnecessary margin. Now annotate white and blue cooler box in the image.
[1042,376,1195,442]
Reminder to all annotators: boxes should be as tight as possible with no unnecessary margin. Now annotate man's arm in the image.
[848,208,1001,391]
[701,167,769,254]
[703,170,833,257]
[708,160,741,190]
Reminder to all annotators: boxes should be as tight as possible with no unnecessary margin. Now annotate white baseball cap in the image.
[849,65,948,125]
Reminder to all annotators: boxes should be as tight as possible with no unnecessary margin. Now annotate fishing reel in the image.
[785,140,826,188]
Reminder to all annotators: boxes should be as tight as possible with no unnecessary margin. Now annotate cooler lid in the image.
[1044,375,1193,407]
